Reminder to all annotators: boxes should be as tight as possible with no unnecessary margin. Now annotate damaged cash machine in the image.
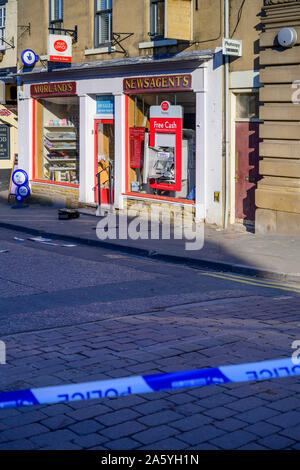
[129,99,195,200]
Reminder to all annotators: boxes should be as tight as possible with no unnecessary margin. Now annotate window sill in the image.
[85,46,116,56]
[138,39,177,49]
[123,192,194,205]
[31,179,79,189]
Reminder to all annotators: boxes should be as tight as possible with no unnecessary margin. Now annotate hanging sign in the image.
[48,34,72,63]
[222,38,242,57]
[21,49,39,67]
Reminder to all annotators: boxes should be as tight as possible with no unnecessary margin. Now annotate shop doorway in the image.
[234,93,261,223]
[94,119,115,205]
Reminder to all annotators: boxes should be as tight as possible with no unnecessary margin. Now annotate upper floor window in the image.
[150,0,165,39]
[95,0,113,47]
[0,5,6,49]
[49,0,63,30]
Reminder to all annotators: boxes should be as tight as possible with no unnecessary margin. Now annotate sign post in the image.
[222,38,242,57]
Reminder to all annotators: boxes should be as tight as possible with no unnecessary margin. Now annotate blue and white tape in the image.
[0,358,299,409]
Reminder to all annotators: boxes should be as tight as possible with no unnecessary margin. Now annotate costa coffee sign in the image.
[48,34,72,63]
[31,82,76,98]
[123,74,192,93]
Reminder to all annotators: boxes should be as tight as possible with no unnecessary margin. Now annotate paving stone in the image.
[243,422,281,438]
[171,414,213,431]
[69,419,103,435]
[66,404,112,420]
[72,433,108,449]
[279,424,300,441]
[140,437,187,450]
[226,397,268,412]
[267,397,300,413]
[134,400,173,416]
[138,410,183,427]
[96,409,141,426]
[41,414,75,431]
[266,411,300,429]
[0,423,48,441]
[203,406,236,420]
[238,443,268,450]
[100,420,146,440]
[0,439,37,450]
[133,425,178,445]
[210,430,256,449]
[258,434,295,450]
[237,406,279,424]
[0,410,48,429]
[215,417,246,432]
[103,438,141,450]
[179,425,225,446]
[29,429,78,447]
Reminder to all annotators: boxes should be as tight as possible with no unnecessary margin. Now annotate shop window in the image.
[127,92,196,201]
[150,0,165,39]
[95,0,113,47]
[49,0,63,30]
[236,93,259,120]
[0,4,6,50]
[34,97,79,185]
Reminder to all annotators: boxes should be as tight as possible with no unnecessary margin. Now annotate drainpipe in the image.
[224,0,229,229]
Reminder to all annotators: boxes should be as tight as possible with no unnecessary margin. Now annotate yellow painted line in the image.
[199,270,300,290]
[197,271,300,293]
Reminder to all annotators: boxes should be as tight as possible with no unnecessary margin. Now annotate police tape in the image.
[0,357,299,409]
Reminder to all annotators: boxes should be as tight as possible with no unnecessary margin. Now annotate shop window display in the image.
[127,93,196,200]
[34,97,79,184]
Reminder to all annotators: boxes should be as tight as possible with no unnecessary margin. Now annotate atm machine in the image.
[142,101,195,199]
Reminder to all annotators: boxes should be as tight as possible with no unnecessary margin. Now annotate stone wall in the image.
[256,0,300,234]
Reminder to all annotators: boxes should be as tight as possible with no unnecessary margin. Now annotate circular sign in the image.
[12,169,29,187]
[17,184,31,198]
[21,49,38,67]
[15,194,24,202]
[161,101,170,112]
[54,40,68,52]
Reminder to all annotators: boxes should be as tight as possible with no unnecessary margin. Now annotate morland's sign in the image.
[30,81,77,98]
[123,74,192,94]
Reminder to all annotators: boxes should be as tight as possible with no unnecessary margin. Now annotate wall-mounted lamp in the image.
[278,27,297,48]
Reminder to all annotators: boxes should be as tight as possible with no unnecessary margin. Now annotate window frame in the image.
[0,5,6,50]
[150,0,165,40]
[94,0,113,48]
[49,0,64,31]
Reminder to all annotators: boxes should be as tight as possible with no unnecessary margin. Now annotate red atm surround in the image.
[149,102,183,192]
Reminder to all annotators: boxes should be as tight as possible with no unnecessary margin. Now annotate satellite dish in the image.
[278,27,297,47]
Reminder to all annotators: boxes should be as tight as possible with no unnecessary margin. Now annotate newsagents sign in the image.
[222,38,242,57]
[48,34,72,63]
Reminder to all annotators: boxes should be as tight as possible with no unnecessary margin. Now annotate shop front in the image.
[124,74,196,206]
[18,51,223,225]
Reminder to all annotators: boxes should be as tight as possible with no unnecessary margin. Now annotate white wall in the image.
[204,50,223,226]
[19,60,223,225]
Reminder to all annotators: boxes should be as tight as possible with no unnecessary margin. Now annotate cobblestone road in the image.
[0,228,299,450]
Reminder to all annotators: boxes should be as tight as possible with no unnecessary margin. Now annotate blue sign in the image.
[21,49,39,67]
[12,169,29,187]
[96,95,114,115]
[16,184,31,199]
